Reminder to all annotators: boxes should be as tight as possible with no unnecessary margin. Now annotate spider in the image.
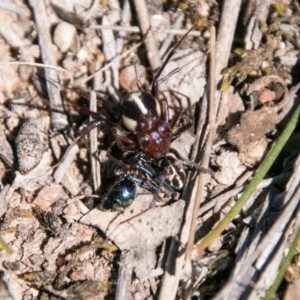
[61,25,206,173]
[110,26,195,164]
[106,25,211,177]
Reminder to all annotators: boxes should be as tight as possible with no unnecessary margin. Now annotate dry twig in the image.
[28,0,68,131]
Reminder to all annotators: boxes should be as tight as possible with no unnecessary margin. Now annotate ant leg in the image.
[148,166,178,207]
[112,127,137,152]
[130,176,157,194]
[106,142,131,171]
[169,148,213,175]
[137,161,176,195]
[151,25,196,97]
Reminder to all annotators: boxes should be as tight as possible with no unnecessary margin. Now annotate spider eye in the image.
[140,135,150,148]
[159,123,171,135]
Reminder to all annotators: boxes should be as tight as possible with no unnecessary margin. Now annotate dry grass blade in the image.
[89,91,101,193]
[89,24,201,36]
[185,25,217,277]
[28,0,68,131]
[214,153,300,299]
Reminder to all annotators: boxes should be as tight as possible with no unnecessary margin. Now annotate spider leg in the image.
[60,119,102,164]
[134,63,146,92]
[156,67,181,86]
[169,106,181,129]
[168,89,194,137]
[160,97,169,122]
[106,142,131,171]
[112,126,137,152]
[160,91,183,127]
[156,56,202,87]
[151,25,196,97]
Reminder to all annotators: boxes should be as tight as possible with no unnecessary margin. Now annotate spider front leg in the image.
[169,90,194,138]
[111,126,137,152]
[150,25,196,98]
[159,97,169,123]
[106,142,133,171]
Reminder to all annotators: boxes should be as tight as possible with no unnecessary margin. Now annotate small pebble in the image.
[15,117,49,173]
[53,22,80,53]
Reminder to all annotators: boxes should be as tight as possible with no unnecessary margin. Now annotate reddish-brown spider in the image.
[108,26,197,168]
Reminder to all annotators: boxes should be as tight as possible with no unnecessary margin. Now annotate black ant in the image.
[100,155,186,211]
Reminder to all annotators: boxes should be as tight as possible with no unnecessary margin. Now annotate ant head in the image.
[162,156,186,191]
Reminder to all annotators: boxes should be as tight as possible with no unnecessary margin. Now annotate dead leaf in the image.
[33,183,65,209]
[213,151,246,186]
[12,149,53,192]
[80,193,185,281]
[228,107,277,166]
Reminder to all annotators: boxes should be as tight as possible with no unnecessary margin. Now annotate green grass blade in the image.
[196,104,300,253]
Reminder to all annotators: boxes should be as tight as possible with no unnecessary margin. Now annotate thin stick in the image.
[89,91,101,193]
[133,0,162,71]
[184,26,217,276]
[0,1,30,16]
[28,0,68,131]
[89,24,201,36]
[115,251,134,300]
[214,0,242,111]
[53,143,79,184]
[158,26,215,300]
[0,61,71,77]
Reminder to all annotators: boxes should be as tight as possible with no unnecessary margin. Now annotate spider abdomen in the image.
[121,91,161,132]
